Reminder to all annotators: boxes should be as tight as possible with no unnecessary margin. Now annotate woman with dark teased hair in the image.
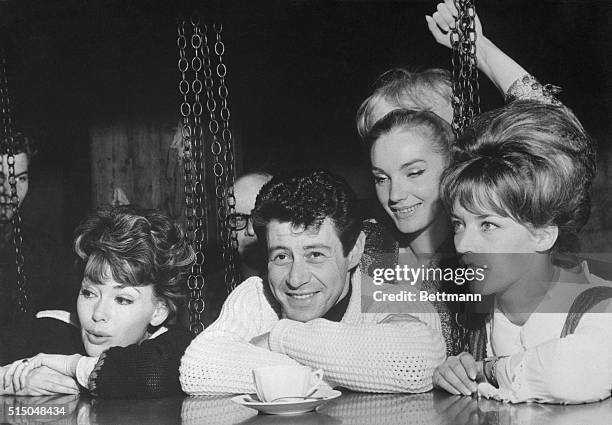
[0,205,195,398]
[433,101,612,404]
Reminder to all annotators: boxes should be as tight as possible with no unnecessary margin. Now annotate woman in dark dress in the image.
[0,205,194,398]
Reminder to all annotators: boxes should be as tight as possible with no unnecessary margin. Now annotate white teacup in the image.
[252,365,324,402]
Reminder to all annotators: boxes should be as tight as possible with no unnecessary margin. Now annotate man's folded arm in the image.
[180,278,299,396]
[180,337,303,395]
[268,317,446,393]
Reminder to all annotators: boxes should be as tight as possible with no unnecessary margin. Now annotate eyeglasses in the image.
[227,213,251,231]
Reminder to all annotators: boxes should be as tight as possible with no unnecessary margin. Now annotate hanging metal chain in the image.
[213,24,239,291]
[202,25,237,292]
[201,24,225,256]
[178,19,206,335]
[190,18,207,335]
[0,115,6,223]
[177,18,239,331]
[450,0,480,137]
[0,56,28,318]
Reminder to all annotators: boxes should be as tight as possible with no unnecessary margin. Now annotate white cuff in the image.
[76,356,100,388]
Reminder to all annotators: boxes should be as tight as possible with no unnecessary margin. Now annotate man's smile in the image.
[286,291,320,301]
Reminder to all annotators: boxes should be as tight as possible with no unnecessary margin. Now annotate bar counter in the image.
[2,391,612,425]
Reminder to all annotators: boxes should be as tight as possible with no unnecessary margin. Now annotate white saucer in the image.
[231,389,342,415]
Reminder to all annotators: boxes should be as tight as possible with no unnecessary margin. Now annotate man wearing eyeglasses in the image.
[230,172,273,278]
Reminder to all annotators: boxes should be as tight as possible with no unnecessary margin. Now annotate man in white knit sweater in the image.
[180,170,446,395]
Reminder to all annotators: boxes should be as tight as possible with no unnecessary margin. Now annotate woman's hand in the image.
[425,0,530,94]
[425,0,483,50]
[3,354,82,393]
[433,352,482,395]
[1,366,79,396]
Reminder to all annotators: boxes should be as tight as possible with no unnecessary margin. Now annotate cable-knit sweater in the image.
[180,268,446,395]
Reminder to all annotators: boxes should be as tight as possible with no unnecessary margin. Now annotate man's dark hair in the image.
[252,170,362,256]
[0,132,37,158]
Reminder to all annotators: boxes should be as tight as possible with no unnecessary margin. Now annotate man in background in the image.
[0,132,76,324]
[231,171,273,278]
[197,171,273,327]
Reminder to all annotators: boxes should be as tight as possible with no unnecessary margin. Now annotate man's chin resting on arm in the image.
[179,170,446,396]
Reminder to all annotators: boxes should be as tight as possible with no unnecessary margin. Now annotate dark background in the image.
[1,0,611,249]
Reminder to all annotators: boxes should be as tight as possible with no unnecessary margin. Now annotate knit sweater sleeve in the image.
[267,317,446,393]
[88,325,192,399]
[194,277,276,341]
[180,277,302,396]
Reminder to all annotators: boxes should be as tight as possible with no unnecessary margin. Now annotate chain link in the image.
[0,56,28,319]
[201,24,224,253]
[178,18,239,332]
[213,25,239,291]
[450,0,481,354]
[190,19,207,335]
[450,0,480,138]
[0,104,6,224]
[202,24,238,293]
[178,19,206,335]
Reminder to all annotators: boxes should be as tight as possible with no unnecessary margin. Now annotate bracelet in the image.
[505,74,562,106]
[483,356,500,388]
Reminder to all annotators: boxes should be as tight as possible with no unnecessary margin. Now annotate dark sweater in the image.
[0,317,193,399]
[0,225,78,324]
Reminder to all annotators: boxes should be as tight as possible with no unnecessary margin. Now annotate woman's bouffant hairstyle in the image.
[357,68,452,139]
[365,108,454,160]
[441,100,597,252]
[251,170,362,257]
[73,206,195,323]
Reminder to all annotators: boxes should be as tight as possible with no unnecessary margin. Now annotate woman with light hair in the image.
[358,0,562,357]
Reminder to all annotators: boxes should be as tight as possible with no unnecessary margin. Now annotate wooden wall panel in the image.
[89,123,186,222]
